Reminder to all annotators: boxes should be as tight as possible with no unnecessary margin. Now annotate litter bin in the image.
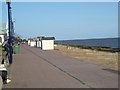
[13,45,20,54]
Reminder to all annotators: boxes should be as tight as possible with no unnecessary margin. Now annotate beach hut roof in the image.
[42,37,55,40]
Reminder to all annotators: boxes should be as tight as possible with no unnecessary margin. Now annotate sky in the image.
[1,2,118,40]
[0,1,2,32]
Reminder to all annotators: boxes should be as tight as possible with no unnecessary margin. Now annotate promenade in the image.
[3,44,118,88]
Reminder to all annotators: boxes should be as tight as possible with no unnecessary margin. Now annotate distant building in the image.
[0,34,5,45]
[5,22,9,36]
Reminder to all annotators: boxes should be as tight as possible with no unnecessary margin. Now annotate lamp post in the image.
[6,0,13,64]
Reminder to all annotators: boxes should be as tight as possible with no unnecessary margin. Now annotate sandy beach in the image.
[54,44,118,71]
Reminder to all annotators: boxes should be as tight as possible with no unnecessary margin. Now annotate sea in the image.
[55,37,119,49]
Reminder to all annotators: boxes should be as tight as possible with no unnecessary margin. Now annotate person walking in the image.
[1,39,11,84]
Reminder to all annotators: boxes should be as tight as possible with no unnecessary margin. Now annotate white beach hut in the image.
[36,37,43,48]
[30,40,36,47]
[28,39,31,46]
[41,37,55,50]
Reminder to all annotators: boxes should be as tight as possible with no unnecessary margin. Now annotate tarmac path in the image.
[3,44,118,88]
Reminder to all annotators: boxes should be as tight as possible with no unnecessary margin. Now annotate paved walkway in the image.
[3,44,118,88]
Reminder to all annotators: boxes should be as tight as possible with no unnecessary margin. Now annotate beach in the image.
[54,44,118,71]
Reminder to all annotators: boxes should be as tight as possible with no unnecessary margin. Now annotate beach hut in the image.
[41,37,55,50]
[28,38,36,47]
[36,40,41,48]
[30,40,36,47]
[28,39,31,46]
[36,36,43,48]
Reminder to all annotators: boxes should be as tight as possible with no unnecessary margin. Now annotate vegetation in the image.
[65,45,120,53]
[55,44,118,70]
[22,39,28,43]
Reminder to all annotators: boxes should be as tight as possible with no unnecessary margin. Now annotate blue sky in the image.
[0,1,2,31]
[1,2,118,40]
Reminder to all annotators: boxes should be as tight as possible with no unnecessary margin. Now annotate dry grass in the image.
[54,45,119,70]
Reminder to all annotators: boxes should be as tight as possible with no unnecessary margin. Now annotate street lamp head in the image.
[6,0,11,4]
